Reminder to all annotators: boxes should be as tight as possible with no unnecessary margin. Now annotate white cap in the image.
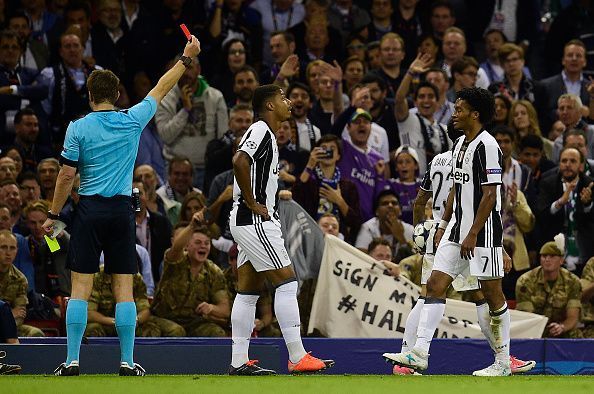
[394,145,420,164]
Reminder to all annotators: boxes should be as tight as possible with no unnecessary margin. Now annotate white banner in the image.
[308,235,548,338]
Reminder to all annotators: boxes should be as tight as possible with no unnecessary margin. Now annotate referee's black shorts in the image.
[66,195,137,275]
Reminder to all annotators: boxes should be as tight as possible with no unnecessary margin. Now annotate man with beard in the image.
[230,66,259,108]
[204,104,254,195]
[396,53,451,175]
[287,82,321,151]
[37,158,59,201]
[537,147,594,275]
[12,109,53,173]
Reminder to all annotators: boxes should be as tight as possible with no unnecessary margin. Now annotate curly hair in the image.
[456,87,495,125]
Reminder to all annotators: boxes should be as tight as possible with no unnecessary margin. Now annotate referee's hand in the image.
[183,35,201,58]
[42,218,55,235]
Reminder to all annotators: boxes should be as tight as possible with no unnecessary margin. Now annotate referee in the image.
[42,36,201,377]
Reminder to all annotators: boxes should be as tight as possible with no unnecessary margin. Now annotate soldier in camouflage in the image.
[151,215,230,336]
[516,240,583,338]
[224,244,280,337]
[580,257,594,338]
[0,230,44,337]
[85,268,184,337]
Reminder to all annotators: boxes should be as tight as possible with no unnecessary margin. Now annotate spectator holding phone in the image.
[292,134,362,243]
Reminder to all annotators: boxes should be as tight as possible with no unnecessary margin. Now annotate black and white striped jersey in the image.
[230,120,280,226]
[420,150,453,223]
[445,130,504,247]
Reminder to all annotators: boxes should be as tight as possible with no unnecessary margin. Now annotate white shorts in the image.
[230,220,292,272]
[422,254,479,291]
[433,240,504,280]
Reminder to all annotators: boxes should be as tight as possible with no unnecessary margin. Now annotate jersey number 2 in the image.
[432,172,444,211]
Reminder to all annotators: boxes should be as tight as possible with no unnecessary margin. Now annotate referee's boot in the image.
[119,362,146,376]
[54,361,80,376]
[383,348,429,371]
[288,352,335,374]
[229,360,277,375]
[0,351,22,375]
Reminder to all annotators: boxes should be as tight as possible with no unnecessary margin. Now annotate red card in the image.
[180,24,191,40]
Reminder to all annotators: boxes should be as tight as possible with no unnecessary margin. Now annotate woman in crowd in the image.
[509,100,553,159]
[493,93,512,127]
[210,38,250,102]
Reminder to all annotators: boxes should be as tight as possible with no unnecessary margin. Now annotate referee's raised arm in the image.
[147,35,201,104]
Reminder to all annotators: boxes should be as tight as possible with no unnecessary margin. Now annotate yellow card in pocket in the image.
[44,235,61,252]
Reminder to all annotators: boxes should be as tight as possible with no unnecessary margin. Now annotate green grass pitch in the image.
[2,375,593,394]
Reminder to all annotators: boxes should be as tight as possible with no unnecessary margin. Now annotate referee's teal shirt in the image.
[61,96,157,197]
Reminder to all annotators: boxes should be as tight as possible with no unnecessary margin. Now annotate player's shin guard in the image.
[402,297,425,352]
[475,299,495,351]
[65,299,88,364]
[115,302,137,367]
[274,280,307,364]
[414,297,446,354]
[490,303,511,365]
[231,293,259,368]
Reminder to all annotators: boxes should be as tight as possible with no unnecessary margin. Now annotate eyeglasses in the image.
[229,49,246,56]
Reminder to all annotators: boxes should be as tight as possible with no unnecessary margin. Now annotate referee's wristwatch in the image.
[47,210,60,220]
[179,55,192,68]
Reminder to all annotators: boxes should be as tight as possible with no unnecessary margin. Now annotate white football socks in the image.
[490,303,511,366]
[414,298,446,354]
[231,293,259,368]
[475,300,495,351]
[275,281,307,364]
[402,297,425,352]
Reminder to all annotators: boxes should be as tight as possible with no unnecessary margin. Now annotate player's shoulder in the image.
[477,130,499,147]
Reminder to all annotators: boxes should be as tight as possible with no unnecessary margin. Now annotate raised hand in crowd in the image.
[351,86,372,111]
[385,212,406,245]
[277,54,300,83]
[319,60,343,83]
[375,159,387,179]
[181,84,194,111]
[408,52,433,75]
[580,182,594,205]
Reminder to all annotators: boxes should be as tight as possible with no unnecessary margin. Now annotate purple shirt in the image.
[338,140,383,221]
[377,179,421,225]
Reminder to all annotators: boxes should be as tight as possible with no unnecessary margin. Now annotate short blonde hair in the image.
[380,32,405,50]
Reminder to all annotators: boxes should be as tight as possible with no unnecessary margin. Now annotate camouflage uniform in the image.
[580,258,594,338]
[0,265,44,337]
[516,266,583,338]
[224,268,280,337]
[399,254,462,300]
[85,270,184,337]
[151,252,229,336]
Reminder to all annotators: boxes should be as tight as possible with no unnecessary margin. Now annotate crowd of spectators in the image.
[1,0,594,341]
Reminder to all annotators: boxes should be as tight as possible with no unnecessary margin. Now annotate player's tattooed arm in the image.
[434,187,455,249]
[413,189,431,226]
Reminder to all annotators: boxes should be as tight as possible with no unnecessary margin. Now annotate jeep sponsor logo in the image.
[453,169,470,183]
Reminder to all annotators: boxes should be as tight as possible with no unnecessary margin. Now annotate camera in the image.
[323,147,334,158]
[132,188,141,212]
